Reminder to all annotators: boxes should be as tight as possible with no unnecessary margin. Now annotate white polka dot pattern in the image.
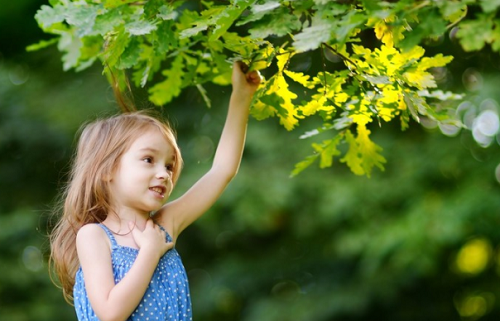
[73,224,192,321]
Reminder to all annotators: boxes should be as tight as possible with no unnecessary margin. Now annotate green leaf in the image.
[103,28,130,68]
[103,0,137,9]
[209,0,253,41]
[64,3,100,37]
[236,1,280,26]
[58,31,83,71]
[248,7,302,39]
[196,84,212,108]
[293,15,334,52]
[125,19,157,36]
[153,20,178,55]
[149,55,184,105]
[132,64,151,88]
[438,1,467,22]
[91,8,123,36]
[179,7,224,38]
[35,4,65,29]
[335,10,366,43]
[491,20,500,52]
[480,0,500,13]
[456,15,494,51]
[156,5,179,21]
[399,9,447,51]
[313,137,342,169]
[116,38,143,69]
[251,93,281,120]
[363,75,391,85]
[290,154,319,177]
[340,129,364,175]
[26,38,59,52]
[340,125,386,177]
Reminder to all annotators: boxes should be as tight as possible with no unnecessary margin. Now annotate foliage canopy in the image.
[31,0,500,176]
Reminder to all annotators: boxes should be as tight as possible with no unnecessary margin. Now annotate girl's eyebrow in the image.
[138,147,159,153]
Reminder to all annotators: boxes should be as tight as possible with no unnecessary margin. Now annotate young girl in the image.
[50,62,261,321]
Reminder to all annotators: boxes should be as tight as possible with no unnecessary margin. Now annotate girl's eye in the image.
[166,164,174,172]
[143,157,153,164]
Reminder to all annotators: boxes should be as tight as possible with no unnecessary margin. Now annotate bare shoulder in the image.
[76,223,109,250]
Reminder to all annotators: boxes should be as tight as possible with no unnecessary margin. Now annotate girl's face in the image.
[108,129,176,217]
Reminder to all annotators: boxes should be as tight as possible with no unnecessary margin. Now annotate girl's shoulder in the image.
[77,222,104,236]
[76,223,111,250]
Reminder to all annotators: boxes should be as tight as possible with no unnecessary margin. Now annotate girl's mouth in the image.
[149,186,166,198]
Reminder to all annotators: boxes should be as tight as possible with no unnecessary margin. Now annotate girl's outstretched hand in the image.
[231,61,261,99]
[130,220,173,259]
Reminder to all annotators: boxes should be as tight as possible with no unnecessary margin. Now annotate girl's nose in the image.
[156,167,171,180]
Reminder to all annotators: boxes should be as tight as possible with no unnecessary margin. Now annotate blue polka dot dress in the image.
[73,224,192,321]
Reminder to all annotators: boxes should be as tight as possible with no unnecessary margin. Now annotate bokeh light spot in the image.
[455,238,492,275]
[462,68,483,92]
[495,164,500,184]
[8,63,30,85]
[454,292,495,319]
[439,122,461,137]
[474,110,499,137]
[189,135,214,163]
[271,280,301,301]
[22,246,43,272]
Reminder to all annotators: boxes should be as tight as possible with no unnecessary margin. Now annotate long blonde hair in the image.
[50,111,183,303]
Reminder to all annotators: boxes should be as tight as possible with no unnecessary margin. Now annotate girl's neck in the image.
[103,208,151,232]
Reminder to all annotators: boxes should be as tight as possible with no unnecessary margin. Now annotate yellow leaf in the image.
[350,112,371,126]
[367,15,405,47]
[279,101,300,131]
[276,49,293,72]
[378,85,400,105]
[418,54,453,70]
[276,75,297,101]
[300,96,333,116]
[352,44,372,57]
[403,70,436,89]
[334,92,349,104]
[274,75,301,130]
[377,106,396,122]
[340,124,386,177]
[356,124,386,175]
[251,100,277,120]
[249,60,268,71]
[375,45,402,76]
[340,130,364,175]
[401,45,425,61]
[284,70,315,89]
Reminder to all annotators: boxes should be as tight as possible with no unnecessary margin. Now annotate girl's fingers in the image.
[247,71,261,84]
[238,62,249,74]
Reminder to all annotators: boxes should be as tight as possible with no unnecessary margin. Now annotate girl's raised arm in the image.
[157,62,261,240]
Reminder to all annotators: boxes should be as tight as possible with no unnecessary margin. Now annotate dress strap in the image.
[157,224,173,243]
[98,223,118,249]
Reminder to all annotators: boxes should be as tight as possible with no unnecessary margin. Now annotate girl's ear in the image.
[103,164,118,182]
[102,169,113,182]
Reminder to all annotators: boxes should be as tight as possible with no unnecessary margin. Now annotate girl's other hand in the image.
[231,61,261,98]
[129,220,173,258]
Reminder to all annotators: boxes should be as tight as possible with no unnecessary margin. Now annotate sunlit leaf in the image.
[149,55,184,105]
[35,4,65,29]
[26,38,59,52]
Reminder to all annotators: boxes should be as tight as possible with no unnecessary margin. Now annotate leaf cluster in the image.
[31,0,500,176]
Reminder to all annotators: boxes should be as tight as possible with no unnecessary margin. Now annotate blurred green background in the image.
[2,1,500,320]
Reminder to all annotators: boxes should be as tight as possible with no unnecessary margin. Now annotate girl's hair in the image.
[50,111,183,303]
